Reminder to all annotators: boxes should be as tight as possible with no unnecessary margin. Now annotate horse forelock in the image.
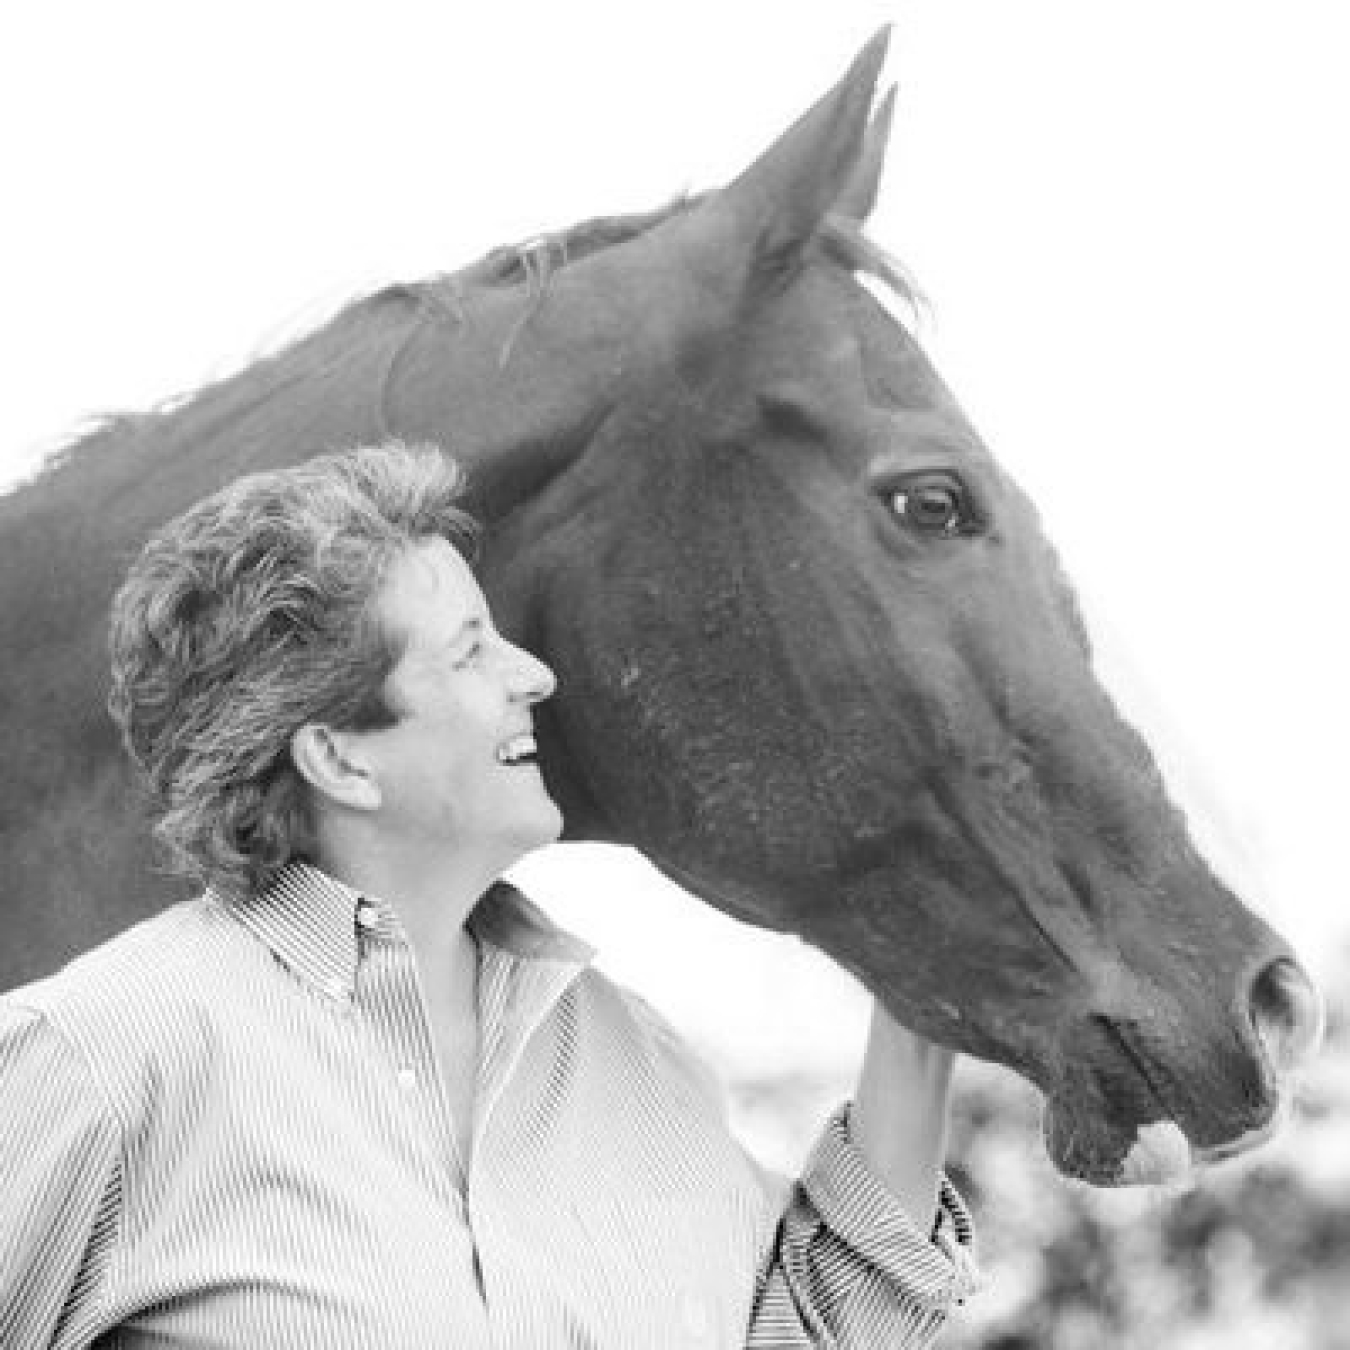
[816,216,926,324]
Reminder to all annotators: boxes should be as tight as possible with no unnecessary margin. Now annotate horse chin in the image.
[1043,1098,1194,1187]
[1043,1087,1293,1187]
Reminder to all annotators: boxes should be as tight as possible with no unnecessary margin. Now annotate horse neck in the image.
[376,284,632,529]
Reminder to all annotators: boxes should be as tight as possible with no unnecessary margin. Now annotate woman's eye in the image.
[886,478,979,536]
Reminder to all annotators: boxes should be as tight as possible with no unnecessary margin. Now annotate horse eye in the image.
[887,478,977,536]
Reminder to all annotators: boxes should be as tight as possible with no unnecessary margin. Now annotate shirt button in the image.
[396,1067,418,1091]
[356,902,379,930]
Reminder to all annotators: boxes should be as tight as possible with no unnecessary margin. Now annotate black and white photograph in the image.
[2,3,1346,1346]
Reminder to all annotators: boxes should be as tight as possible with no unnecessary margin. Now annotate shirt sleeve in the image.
[746,1104,980,1349]
[0,1000,122,1350]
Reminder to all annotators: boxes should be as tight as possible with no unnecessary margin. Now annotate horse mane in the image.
[406,197,923,373]
[20,195,919,499]
[454,197,699,292]
[431,193,922,315]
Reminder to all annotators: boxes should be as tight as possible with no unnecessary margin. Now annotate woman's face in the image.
[357,535,563,875]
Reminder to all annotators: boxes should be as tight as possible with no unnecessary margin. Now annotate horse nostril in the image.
[1249,957,1325,1072]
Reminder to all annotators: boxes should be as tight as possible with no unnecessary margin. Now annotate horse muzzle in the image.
[1045,953,1324,1186]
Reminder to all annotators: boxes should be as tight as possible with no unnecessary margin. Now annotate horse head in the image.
[461,33,1322,1184]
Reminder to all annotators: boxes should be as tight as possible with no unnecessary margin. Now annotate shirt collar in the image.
[217,862,593,1001]
[471,881,595,967]
[219,863,364,1001]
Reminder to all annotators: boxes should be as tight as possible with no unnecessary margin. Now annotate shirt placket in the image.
[352,902,468,1202]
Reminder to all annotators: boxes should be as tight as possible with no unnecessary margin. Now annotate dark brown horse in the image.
[0,32,1321,1186]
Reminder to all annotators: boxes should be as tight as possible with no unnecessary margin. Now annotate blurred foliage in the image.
[730,956,1350,1349]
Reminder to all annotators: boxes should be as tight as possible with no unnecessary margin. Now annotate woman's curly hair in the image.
[107,442,478,901]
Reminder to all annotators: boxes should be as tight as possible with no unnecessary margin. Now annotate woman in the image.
[0,442,977,1347]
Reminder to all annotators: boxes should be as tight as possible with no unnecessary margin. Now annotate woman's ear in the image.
[289,723,382,812]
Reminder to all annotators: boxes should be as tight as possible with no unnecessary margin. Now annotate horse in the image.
[0,30,1321,1187]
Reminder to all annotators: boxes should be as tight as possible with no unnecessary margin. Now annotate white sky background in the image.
[1,2,1346,1080]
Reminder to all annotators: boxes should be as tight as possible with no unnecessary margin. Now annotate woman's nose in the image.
[507,641,556,703]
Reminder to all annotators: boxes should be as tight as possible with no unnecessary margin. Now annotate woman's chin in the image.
[513,795,566,857]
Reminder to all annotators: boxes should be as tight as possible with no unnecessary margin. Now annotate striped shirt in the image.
[0,863,978,1348]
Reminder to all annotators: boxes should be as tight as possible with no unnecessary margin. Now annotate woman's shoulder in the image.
[1,897,232,1102]
[7,896,221,1012]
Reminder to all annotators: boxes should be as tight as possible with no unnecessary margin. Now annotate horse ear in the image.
[700,28,891,276]
[834,83,896,223]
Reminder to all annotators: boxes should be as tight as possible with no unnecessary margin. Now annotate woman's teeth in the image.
[496,734,537,765]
